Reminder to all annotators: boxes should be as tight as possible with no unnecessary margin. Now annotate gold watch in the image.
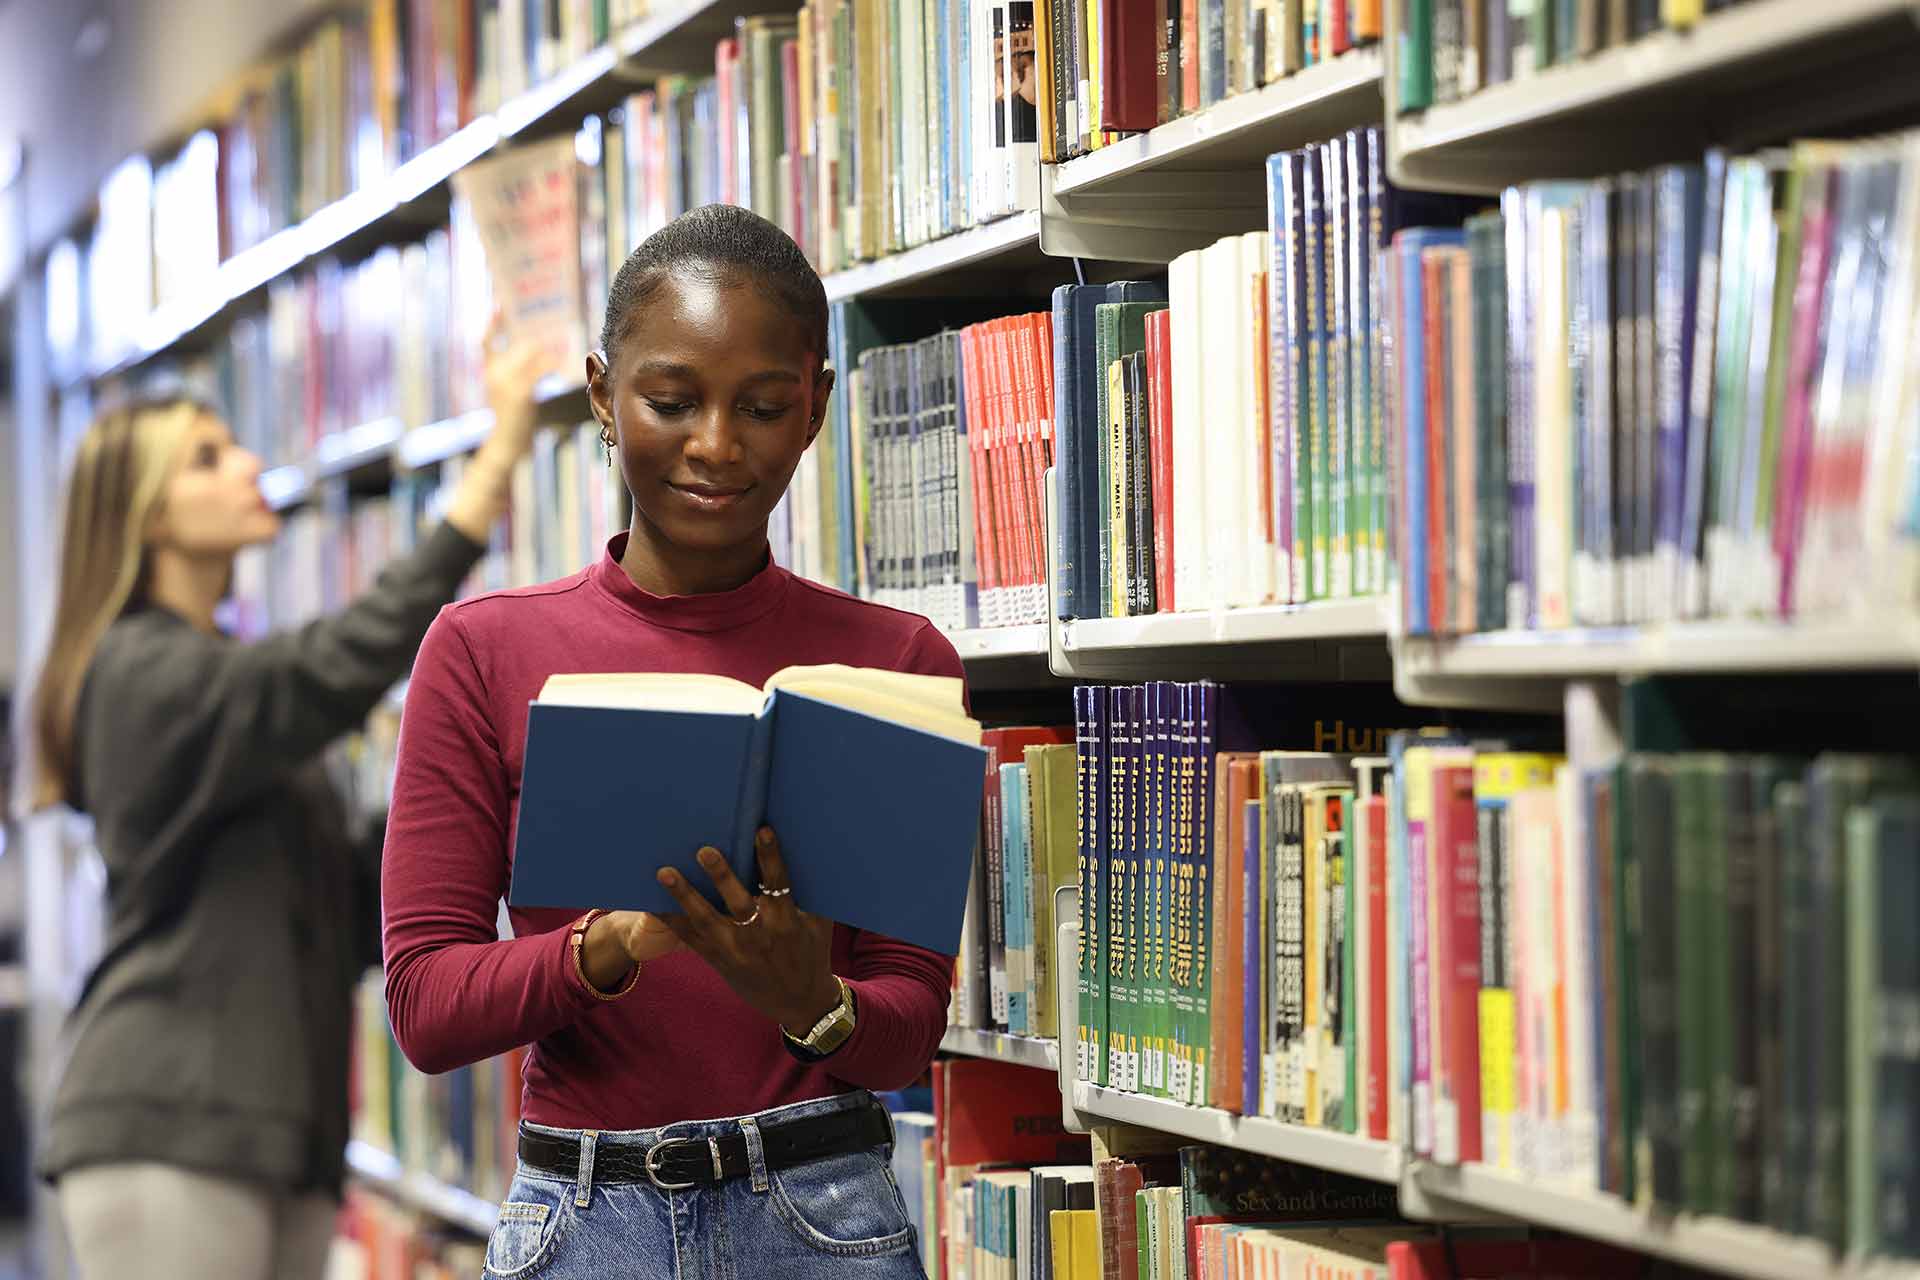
[784,976,856,1057]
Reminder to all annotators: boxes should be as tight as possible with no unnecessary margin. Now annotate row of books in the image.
[1390,131,1920,634]
[334,1189,487,1280]
[1397,0,1753,113]
[576,4,1041,282]
[197,216,490,468]
[1051,130,1474,620]
[1037,0,1381,162]
[350,974,530,1208]
[844,316,1059,630]
[1053,674,1920,1263]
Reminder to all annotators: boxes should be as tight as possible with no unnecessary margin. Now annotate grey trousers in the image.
[58,1162,336,1280]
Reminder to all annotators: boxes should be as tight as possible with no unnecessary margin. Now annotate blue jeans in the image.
[482,1092,930,1278]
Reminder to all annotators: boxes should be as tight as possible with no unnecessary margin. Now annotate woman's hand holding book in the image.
[653,826,843,1037]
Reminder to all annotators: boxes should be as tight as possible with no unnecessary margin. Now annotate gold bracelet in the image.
[570,910,640,1002]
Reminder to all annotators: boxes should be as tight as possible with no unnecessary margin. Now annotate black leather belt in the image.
[518,1101,894,1191]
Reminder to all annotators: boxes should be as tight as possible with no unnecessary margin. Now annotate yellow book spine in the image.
[1662,0,1705,26]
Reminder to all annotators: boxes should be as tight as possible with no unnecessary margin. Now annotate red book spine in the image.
[1330,0,1352,54]
[1772,175,1835,617]
[987,322,1019,619]
[1002,318,1040,613]
[962,326,1000,608]
[1023,314,1053,603]
[1099,0,1160,132]
[1431,764,1482,1165]
[1421,252,1449,632]
[1365,793,1389,1140]
[1144,309,1176,613]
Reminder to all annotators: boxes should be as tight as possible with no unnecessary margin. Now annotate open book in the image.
[509,664,987,954]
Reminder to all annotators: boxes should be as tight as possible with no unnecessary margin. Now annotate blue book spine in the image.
[1052,285,1080,619]
[1266,152,1295,604]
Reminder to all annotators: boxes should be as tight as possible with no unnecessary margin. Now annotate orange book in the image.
[1207,754,1262,1110]
[1420,249,1454,633]
[1354,0,1383,40]
[961,325,1001,615]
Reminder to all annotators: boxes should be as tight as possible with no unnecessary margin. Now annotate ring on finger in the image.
[760,887,792,899]
[732,908,761,927]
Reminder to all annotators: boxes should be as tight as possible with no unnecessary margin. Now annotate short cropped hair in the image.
[599,204,829,368]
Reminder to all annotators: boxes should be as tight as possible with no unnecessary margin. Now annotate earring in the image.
[599,428,614,466]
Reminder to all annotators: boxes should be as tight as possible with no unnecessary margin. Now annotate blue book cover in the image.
[1057,284,1110,620]
[510,690,987,955]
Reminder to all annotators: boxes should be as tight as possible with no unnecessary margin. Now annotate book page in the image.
[764,664,980,743]
[536,672,765,714]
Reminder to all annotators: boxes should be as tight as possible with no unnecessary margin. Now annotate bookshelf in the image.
[19,0,1920,1275]
[100,117,502,382]
[1052,51,1386,200]
[943,625,1051,663]
[938,1025,1060,1072]
[344,1140,497,1238]
[1072,1083,1404,1188]
[1403,1163,1913,1280]
[1386,0,1920,194]
[819,211,1046,304]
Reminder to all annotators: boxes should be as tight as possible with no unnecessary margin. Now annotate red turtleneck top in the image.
[381,537,963,1130]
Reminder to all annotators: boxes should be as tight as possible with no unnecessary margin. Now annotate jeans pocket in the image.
[483,1172,572,1279]
[768,1149,915,1258]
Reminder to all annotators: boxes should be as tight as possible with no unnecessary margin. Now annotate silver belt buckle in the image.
[644,1137,723,1191]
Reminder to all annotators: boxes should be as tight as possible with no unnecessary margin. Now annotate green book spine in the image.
[1094,305,1119,617]
[1398,0,1434,111]
[1673,758,1713,1213]
[1612,760,1641,1206]
[1108,357,1130,618]
[1701,757,1734,1216]
[1532,0,1555,67]
[1136,1188,1153,1279]
[1846,805,1879,1257]
[1754,157,1809,561]
[1771,779,1809,1233]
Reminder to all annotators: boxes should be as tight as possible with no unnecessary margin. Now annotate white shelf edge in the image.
[822,211,1042,304]
[497,45,621,137]
[345,1140,498,1237]
[942,623,1050,660]
[1392,616,1920,679]
[398,408,497,471]
[1407,1163,1920,1280]
[940,1026,1060,1071]
[314,416,406,477]
[1073,1083,1402,1185]
[1396,0,1918,155]
[1059,598,1390,653]
[260,465,312,512]
[1055,49,1386,195]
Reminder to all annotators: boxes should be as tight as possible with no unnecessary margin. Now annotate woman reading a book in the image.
[381,204,963,1278]
[28,339,556,1279]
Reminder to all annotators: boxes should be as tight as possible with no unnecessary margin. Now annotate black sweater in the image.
[40,522,482,1192]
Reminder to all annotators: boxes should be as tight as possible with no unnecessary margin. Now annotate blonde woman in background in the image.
[27,335,552,1280]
